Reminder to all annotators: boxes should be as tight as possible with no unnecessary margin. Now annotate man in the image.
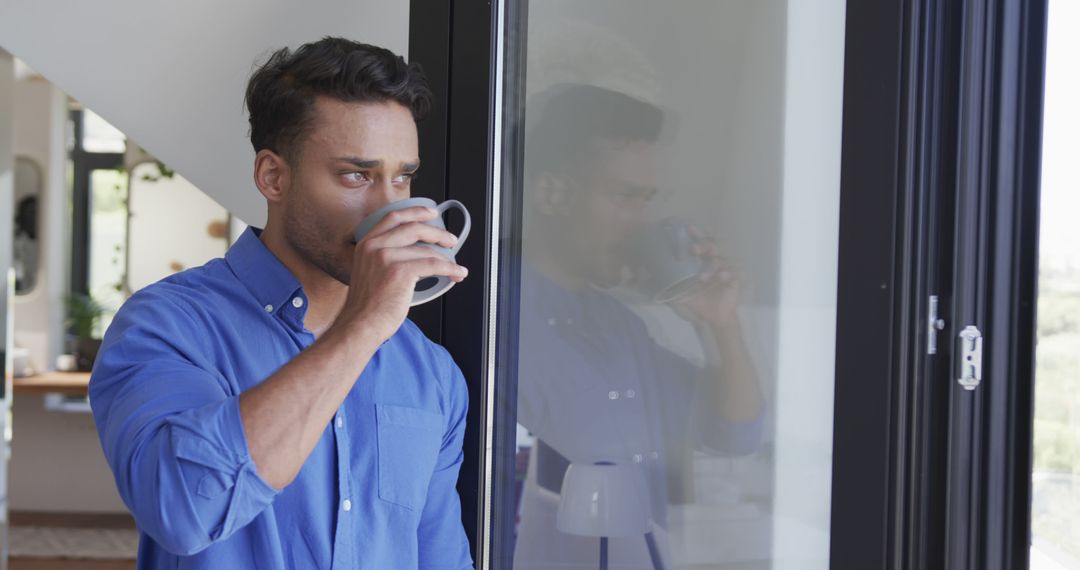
[90,37,474,569]
[512,84,765,568]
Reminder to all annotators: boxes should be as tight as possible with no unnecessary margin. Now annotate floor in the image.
[8,511,136,570]
[10,560,134,570]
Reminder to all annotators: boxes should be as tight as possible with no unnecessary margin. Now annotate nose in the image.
[369,180,400,211]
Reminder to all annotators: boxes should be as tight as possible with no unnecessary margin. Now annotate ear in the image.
[530,172,572,215]
[253,149,291,203]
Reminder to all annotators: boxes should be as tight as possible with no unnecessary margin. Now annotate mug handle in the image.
[436,200,471,255]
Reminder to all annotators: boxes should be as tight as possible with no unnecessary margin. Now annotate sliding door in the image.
[407,0,1047,568]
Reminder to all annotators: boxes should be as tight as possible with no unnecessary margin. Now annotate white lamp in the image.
[556,462,664,569]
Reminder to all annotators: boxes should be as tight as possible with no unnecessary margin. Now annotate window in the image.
[69,106,126,337]
[1029,1,1080,567]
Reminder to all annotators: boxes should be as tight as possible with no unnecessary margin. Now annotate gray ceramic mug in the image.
[625,217,708,303]
[353,197,471,306]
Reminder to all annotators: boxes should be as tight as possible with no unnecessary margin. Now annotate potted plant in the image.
[65,293,111,371]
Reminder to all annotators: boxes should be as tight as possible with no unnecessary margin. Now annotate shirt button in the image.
[633,454,644,463]
[264,304,274,313]
[608,391,620,400]
[292,297,304,308]
[547,318,557,326]
[335,416,343,429]
[342,499,352,512]
[625,389,636,399]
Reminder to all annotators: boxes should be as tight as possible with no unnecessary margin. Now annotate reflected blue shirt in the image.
[89,228,474,570]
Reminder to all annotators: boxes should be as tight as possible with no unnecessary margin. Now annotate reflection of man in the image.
[90,38,473,568]
[514,84,764,568]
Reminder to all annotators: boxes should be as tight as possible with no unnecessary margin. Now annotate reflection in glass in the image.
[503,1,845,568]
[514,84,765,570]
[13,157,42,294]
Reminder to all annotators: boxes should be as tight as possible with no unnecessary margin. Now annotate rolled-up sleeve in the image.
[652,344,765,457]
[416,351,474,570]
[89,291,279,556]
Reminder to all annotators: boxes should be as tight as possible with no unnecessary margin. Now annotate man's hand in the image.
[666,226,762,424]
[333,205,468,342]
[669,226,742,329]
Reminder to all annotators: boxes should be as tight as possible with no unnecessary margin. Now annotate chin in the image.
[306,250,351,286]
[331,257,352,285]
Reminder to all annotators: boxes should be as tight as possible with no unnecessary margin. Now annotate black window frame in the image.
[69,107,125,298]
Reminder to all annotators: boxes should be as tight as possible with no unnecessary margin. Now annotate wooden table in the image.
[12,371,92,396]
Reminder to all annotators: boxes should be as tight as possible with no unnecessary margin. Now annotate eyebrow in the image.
[332,157,421,171]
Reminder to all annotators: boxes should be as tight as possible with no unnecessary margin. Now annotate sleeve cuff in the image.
[170,396,280,541]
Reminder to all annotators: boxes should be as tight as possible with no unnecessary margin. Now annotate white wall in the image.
[1,48,17,523]
[9,396,128,513]
[11,78,68,375]
[126,163,229,292]
[771,0,846,566]
[0,0,410,226]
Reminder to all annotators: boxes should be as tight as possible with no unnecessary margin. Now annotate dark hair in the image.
[245,37,433,162]
[524,84,664,179]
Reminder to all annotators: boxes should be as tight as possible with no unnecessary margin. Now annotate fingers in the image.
[685,228,736,275]
[364,206,440,240]
[701,266,741,290]
[365,221,459,250]
[400,255,470,283]
[691,241,721,257]
[367,245,469,282]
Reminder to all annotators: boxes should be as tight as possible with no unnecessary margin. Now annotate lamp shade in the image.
[556,462,652,537]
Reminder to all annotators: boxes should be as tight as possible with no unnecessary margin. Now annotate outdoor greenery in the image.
[1030,268,1080,563]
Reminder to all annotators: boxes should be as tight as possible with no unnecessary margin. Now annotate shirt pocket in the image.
[375,403,445,511]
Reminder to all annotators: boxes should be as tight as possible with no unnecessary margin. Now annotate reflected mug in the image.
[353,197,471,306]
[625,217,708,304]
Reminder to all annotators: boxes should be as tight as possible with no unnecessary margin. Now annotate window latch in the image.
[928,295,946,354]
[957,325,983,391]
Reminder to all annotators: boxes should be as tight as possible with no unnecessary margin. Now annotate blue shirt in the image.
[89,227,474,570]
[515,263,763,525]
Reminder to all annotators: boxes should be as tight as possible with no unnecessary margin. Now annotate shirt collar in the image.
[225,227,304,314]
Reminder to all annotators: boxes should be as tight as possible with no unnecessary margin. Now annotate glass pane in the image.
[88,168,128,336]
[1029,1,1080,568]
[81,108,126,153]
[499,1,846,568]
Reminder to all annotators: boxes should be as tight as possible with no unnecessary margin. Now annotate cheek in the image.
[581,195,622,234]
[289,184,358,242]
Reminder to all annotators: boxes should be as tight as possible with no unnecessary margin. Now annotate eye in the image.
[392,171,418,184]
[340,171,370,185]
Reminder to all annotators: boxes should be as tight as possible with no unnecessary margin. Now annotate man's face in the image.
[280,97,419,284]
[544,139,659,288]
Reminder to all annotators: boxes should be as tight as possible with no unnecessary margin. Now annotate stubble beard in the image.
[282,188,352,286]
